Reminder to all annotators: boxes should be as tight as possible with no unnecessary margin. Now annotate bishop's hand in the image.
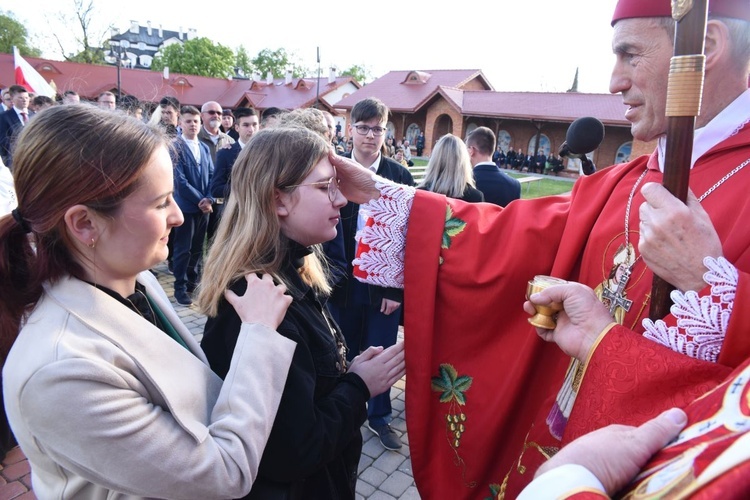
[328,150,381,204]
[638,183,722,292]
[524,282,613,361]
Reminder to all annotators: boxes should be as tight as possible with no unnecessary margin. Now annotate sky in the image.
[9,0,621,94]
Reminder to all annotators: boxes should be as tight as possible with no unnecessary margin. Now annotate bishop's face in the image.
[609,18,673,142]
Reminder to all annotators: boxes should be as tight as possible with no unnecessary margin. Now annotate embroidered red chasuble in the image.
[401,125,750,499]
[537,354,750,499]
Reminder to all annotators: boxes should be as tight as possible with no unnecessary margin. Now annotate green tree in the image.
[234,45,254,78]
[0,11,41,56]
[152,37,235,78]
[252,48,308,79]
[340,64,370,85]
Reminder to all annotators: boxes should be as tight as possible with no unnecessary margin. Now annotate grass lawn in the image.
[410,158,573,199]
[506,172,574,199]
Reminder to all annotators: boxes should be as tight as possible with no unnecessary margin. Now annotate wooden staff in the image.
[649,0,710,320]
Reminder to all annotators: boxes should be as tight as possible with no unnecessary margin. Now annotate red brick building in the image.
[2,54,654,171]
[336,69,647,171]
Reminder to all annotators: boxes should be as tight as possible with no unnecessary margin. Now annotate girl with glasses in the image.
[198,126,405,500]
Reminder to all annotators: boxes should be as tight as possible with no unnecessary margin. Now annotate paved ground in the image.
[0,262,417,499]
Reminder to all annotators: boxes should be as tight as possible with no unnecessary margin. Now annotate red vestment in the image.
[398,125,750,499]
[555,354,750,499]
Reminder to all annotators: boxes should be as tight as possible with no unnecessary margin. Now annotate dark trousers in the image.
[205,205,223,245]
[329,281,401,427]
[172,211,208,293]
[166,228,174,267]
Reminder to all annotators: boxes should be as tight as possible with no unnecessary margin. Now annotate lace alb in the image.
[353,178,415,288]
[642,256,736,363]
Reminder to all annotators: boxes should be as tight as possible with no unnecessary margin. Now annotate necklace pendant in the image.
[602,265,634,315]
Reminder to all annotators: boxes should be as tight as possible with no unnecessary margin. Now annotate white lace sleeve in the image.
[642,256,737,363]
[352,177,416,288]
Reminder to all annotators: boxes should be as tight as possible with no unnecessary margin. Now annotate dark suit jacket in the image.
[417,184,484,203]
[172,138,214,214]
[328,155,414,308]
[0,109,23,167]
[473,162,521,207]
[210,142,242,199]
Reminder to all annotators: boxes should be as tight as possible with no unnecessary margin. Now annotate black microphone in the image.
[558,117,605,175]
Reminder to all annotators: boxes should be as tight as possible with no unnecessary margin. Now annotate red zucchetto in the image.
[612,0,750,25]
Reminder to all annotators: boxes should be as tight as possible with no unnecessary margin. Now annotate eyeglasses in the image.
[204,110,222,115]
[354,125,386,136]
[286,176,340,202]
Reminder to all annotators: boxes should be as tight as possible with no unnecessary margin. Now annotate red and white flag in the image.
[14,47,55,98]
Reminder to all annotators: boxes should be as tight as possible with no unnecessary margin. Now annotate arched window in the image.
[615,142,632,163]
[434,114,453,140]
[464,122,478,140]
[527,134,551,156]
[497,130,511,153]
[386,121,396,140]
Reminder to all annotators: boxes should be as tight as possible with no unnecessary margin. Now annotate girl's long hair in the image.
[197,126,332,317]
[418,134,475,198]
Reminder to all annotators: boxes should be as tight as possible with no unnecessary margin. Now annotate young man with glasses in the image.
[327,97,414,450]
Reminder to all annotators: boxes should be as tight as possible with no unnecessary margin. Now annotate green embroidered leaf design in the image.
[453,375,473,393]
[431,363,472,406]
[442,206,467,249]
[484,483,502,500]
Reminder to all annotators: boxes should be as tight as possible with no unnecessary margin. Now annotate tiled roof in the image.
[461,91,630,125]
[337,69,492,111]
[0,53,359,110]
[337,69,629,126]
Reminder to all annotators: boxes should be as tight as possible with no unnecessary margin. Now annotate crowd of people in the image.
[491,145,565,174]
[0,0,749,498]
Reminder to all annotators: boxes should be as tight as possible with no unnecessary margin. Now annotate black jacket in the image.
[210,141,242,199]
[0,109,23,167]
[417,184,484,203]
[473,162,521,207]
[328,154,414,308]
[201,242,369,500]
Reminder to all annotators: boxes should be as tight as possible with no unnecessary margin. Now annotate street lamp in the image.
[108,40,129,101]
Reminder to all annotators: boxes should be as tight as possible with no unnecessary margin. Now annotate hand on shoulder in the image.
[225,273,292,330]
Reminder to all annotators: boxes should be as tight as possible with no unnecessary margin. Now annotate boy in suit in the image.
[172,106,214,305]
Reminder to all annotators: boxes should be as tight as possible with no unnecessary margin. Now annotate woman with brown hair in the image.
[0,105,296,499]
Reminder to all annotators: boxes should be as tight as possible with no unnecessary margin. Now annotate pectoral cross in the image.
[602,265,634,315]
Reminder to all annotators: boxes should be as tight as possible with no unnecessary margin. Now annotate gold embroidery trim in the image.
[573,322,617,391]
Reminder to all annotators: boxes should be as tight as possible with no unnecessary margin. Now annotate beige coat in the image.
[3,272,295,499]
